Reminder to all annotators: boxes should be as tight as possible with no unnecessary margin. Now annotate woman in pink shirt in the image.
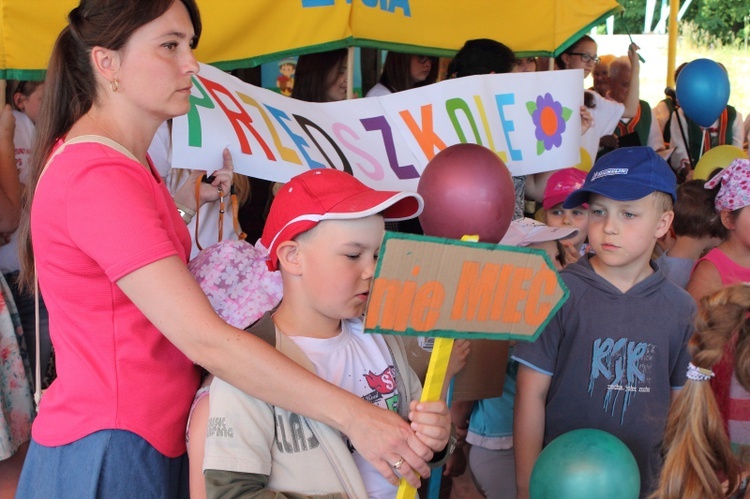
[15,0,449,496]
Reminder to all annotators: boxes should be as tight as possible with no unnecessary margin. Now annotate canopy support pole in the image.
[667,0,679,88]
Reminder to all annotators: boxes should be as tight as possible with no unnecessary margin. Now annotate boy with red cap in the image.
[202,169,454,498]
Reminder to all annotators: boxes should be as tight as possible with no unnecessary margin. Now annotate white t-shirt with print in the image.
[289,318,400,499]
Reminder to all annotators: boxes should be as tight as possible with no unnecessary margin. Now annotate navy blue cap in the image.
[563,147,677,208]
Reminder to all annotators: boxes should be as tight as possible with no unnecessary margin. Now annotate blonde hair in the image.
[651,284,750,499]
[652,191,674,214]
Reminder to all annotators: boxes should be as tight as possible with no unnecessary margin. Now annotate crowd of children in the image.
[3,2,750,496]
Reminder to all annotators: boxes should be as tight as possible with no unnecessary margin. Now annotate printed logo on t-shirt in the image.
[589,337,654,424]
[207,416,234,438]
[273,411,321,454]
[363,366,399,412]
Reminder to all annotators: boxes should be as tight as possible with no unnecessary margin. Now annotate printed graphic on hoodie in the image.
[589,337,655,425]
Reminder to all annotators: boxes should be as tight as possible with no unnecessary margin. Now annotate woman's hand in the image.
[344,403,432,487]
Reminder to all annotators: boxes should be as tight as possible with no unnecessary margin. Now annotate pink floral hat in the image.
[188,239,283,329]
[705,158,750,212]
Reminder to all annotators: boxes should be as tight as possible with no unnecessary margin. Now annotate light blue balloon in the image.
[676,58,731,128]
[530,428,640,499]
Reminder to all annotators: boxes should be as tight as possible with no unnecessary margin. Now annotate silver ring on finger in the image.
[392,457,405,471]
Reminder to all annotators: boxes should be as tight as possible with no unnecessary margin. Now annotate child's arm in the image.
[621,43,641,119]
[0,105,20,233]
[204,471,344,499]
[686,259,722,307]
[513,364,552,499]
[670,389,682,405]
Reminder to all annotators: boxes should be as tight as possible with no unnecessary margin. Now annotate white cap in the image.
[499,218,578,247]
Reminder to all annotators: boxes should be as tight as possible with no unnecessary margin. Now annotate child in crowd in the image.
[2,80,51,389]
[652,284,750,499]
[292,49,348,103]
[686,159,750,463]
[462,218,576,499]
[513,147,696,499]
[366,52,438,97]
[202,169,454,498]
[542,167,589,266]
[687,159,750,301]
[655,180,725,288]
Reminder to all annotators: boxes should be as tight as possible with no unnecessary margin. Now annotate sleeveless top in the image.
[695,248,750,458]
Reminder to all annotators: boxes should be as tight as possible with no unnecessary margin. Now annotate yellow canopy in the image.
[0,0,623,80]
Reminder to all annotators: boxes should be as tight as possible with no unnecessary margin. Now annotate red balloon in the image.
[417,144,515,242]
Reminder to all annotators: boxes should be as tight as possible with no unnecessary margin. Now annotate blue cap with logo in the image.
[563,147,677,209]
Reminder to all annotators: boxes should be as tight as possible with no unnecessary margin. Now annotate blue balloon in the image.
[530,428,640,499]
[676,58,730,128]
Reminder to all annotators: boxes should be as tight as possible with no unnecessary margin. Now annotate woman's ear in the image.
[90,46,120,83]
[560,53,570,68]
[276,241,303,276]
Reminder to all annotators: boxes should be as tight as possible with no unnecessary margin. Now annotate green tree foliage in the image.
[688,0,748,45]
[602,0,749,47]
[614,0,647,36]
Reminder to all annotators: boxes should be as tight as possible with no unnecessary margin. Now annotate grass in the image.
[592,34,750,121]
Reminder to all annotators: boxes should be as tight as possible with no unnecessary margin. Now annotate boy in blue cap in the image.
[512,147,696,499]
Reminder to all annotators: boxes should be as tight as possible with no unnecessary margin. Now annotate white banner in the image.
[173,63,584,191]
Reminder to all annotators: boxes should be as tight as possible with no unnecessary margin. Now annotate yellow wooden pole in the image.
[395,337,454,499]
[396,235,478,498]
[667,0,680,88]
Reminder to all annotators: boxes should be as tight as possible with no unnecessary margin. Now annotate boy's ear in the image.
[276,241,303,276]
[654,210,675,239]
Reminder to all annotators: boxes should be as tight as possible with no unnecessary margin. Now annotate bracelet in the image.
[174,200,196,224]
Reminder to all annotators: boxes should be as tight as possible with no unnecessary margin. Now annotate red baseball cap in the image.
[543,167,588,210]
[261,169,423,270]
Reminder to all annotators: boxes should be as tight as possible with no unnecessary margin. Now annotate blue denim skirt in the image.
[16,430,188,498]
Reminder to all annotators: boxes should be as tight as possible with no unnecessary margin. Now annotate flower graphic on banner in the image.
[527,93,572,155]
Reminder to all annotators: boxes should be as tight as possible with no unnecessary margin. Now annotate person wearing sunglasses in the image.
[556,35,642,165]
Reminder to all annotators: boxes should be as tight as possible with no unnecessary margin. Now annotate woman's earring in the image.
[110,79,119,92]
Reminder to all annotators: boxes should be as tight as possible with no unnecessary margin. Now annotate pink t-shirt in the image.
[31,140,199,457]
[695,247,750,454]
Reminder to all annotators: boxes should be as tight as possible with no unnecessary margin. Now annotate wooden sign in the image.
[365,232,568,341]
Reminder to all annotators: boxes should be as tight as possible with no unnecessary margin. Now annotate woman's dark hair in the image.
[555,34,595,70]
[291,49,347,103]
[378,52,438,93]
[447,38,517,78]
[18,0,202,291]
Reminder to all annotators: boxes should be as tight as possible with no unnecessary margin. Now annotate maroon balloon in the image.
[418,144,515,242]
